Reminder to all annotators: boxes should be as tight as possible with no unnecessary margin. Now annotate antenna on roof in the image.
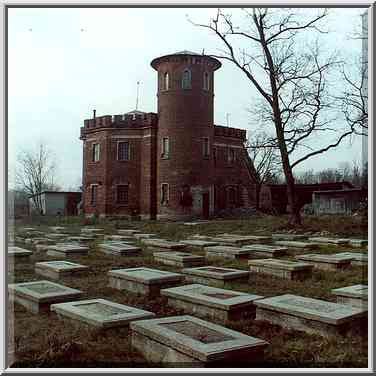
[135,81,140,111]
[202,48,205,55]
[93,109,96,119]
[226,113,230,127]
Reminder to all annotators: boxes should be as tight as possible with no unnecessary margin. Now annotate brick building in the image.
[80,51,256,220]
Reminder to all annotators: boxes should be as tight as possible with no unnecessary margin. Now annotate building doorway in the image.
[202,192,210,219]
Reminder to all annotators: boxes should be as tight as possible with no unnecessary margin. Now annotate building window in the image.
[161,183,169,205]
[203,137,210,158]
[182,69,192,89]
[162,72,169,90]
[90,185,98,206]
[213,147,217,165]
[161,137,169,158]
[117,185,129,204]
[117,141,130,161]
[203,71,210,90]
[92,143,100,162]
[228,148,235,163]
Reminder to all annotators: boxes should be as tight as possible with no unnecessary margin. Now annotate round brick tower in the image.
[151,50,222,219]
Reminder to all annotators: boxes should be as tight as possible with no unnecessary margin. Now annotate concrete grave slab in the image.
[248,259,313,281]
[273,240,320,250]
[31,238,56,246]
[130,315,269,366]
[51,298,155,329]
[295,253,353,271]
[254,294,367,337]
[182,266,249,288]
[98,242,141,256]
[142,239,187,252]
[153,252,205,268]
[133,233,156,240]
[46,244,89,258]
[81,228,105,237]
[272,234,308,241]
[46,233,69,241]
[66,236,94,244]
[242,244,288,258]
[180,239,219,251]
[347,239,368,248]
[204,245,251,260]
[49,226,67,233]
[117,229,141,235]
[104,235,135,242]
[35,261,88,280]
[8,246,33,259]
[335,252,368,266]
[332,285,368,309]
[308,237,350,245]
[8,280,83,313]
[108,267,183,297]
[210,234,272,246]
[161,284,263,323]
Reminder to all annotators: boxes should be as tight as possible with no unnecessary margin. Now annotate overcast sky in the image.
[8,7,367,190]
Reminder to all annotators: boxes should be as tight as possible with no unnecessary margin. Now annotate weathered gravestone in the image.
[272,234,308,241]
[49,226,67,233]
[347,239,368,248]
[130,315,269,366]
[133,233,157,240]
[182,266,249,288]
[98,242,141,256]
[117,229,141,235]
[35,261,88,280]
[161,284,263,323]
[248,259,313,281]
[273,241,319,250]
[104,235,135,242]
[8,280,83,313]
[46,244,89,258]
[335,252,368,266]
[51,298,155,329]
[46,233,69,240]
[180,239,219,251]
[65,236,94,244]
[142,239,187,252]
[210,234,272,246]
[204,245,251,260]
[295,253,353,271]
[308,237,350,245]
[254,294,367,337]
[8,246,32,260]
[242,244,288,258]
[153,252,205,268]
[332,285,368,309]
[108,267,183,297]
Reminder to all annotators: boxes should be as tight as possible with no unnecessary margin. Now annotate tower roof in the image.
[151,50,221,71]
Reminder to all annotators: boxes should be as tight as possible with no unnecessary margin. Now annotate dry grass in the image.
[8,215,368,368]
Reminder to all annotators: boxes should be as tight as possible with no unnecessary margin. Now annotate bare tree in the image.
[192,8,357,225]
[16,143,60,214]
[245,132,281,209]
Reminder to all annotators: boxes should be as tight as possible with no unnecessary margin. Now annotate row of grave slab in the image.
[8,226,368,366]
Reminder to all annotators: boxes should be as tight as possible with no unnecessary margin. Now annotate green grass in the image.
[8,215,368,368]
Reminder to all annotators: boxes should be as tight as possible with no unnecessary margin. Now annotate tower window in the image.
[92,143,100,162]
[162,72,169,90]
[203,71,210,90]
[203,137,210,158]
[228,148,235,163]
[117,141,130,161]
[90,185,98,206]
[161,137,169,158]
[182,69,192,89]
[161,183,169,205]
[117,185,129,204]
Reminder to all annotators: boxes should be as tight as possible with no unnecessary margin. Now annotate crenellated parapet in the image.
[80,112,158,139]
[214,125,247,140]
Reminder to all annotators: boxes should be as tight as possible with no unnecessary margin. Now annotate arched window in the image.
[203,71,210,90]
[162,72,169,90]
[182,69,192,89]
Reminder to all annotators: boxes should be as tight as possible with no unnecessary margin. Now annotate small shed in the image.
[312,188,367,216]
[29,191,82,216]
